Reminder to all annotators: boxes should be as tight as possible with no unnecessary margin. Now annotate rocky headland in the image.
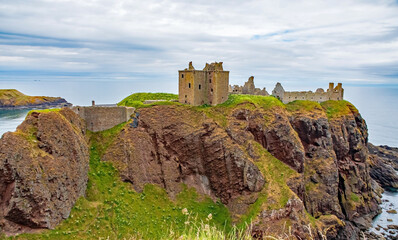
[0,93,397,239]
[0,89,71,110]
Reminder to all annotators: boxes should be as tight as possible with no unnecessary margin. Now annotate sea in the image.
[0,80,398,233]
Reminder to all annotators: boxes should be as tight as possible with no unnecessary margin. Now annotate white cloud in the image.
[0,0,398,88]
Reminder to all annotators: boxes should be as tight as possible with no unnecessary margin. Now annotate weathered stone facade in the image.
[272,82,344,104]
[179,62,229,106]
[71,105,135,132]
[229,76,269,96]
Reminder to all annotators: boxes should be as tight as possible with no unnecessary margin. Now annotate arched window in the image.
[188,83,191,88]
[199,84,201,90]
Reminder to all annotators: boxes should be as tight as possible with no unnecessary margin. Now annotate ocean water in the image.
[371,189,398,235]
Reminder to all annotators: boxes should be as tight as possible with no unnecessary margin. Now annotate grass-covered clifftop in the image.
[1,93,372,239]
[0,89,69,108]
[118,93,178,109]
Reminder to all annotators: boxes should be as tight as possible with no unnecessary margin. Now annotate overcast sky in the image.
[1,0,398,88]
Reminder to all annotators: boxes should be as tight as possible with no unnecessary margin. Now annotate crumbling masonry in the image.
[272,82,344,104]
[229,76,269,96]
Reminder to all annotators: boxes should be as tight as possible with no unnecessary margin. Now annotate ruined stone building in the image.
[71,103,135,132]
[272,82,344,104]
[179,62,229,106]
[229,76,269,96]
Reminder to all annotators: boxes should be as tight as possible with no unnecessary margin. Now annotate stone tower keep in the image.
[179,62,229,106]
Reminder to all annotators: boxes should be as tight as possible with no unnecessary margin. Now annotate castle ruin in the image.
[229,76,269,96]
[71,104,135,132]
[272,82,344,104]
[178,62,229,106]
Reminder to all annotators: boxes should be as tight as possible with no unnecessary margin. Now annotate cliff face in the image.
[0,96,383,239]
[0,108,89,235]
[103,98,381,239]
[226,101,380,239]
[102,106,265,204]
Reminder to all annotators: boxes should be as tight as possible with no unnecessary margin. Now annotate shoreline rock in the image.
[0,98,71,110]
[369,143,398,190]
[0,89,72,110]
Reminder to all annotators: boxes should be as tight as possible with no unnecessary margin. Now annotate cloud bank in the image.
[1,0,398,88]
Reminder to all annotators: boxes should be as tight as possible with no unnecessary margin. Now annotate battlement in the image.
[272,82,344,104]
[178,62,229,106]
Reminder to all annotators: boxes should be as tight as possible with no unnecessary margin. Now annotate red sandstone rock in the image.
[0,108,89,235]
[102,105,265,204]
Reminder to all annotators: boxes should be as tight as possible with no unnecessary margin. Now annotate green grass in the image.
[190,94,284,128]
[350,193,360,203]
[237,142,298,228]
[10,123,231,240]
[286,100,323,113]
[320,100,359,119]
[118,92,179,109]
[217,94,284,110]
[27,108,60,115]
[0,89,26,99]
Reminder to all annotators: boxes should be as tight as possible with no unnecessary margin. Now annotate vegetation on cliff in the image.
[1,93,379,239]
[6,123,231,240]
[118,92,178,109]
[0,89,69,108]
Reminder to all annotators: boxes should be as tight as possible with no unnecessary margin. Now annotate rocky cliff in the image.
[106,97,382,239]
[0,95,386,239]
[0,89,71,109]
[0,108,89,235]
[368,143,398,190]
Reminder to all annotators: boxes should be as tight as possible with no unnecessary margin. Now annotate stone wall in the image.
[229,76,269,96]
[272,82,344,104]
[179,62,229,106]
[71,106,135,132]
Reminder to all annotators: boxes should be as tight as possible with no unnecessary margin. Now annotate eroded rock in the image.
[0,108,89,235]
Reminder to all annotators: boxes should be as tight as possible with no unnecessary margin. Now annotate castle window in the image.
[182,74,184,78]
[209,79,212,83]
[211,88,213,92]
[185,95,187,98]
[189,83,191,88]
[199,84,201,90]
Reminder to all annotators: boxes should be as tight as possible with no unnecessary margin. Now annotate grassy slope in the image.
[0,89,59,106]
[320,100,359,119]
[118,93,179,109]
[8,123,230,240]
[4,94,358,239]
